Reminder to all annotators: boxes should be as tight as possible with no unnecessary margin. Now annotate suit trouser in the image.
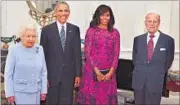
[134,84,162,105]
[47,81,74,105]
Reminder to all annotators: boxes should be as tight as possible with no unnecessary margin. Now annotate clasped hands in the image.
[94,67,113,82]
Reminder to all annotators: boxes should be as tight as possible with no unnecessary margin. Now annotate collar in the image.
[147,30,160,38]
[56,21,67,29]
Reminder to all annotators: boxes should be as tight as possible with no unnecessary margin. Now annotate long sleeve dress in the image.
[77,26,120,104]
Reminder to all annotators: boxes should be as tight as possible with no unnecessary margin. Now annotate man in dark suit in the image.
[132,13,175,105]
[40,1,82,104]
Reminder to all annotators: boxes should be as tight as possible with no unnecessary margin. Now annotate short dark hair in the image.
[90,4,115,32]
[54,1,70,12]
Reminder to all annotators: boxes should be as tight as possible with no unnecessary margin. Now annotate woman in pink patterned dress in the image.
[77,4,120,104]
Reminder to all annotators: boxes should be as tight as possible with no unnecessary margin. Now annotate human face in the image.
[145,13,160,34]
[99,11,110,26]
[55,4,70,24]
[21,29,36,48]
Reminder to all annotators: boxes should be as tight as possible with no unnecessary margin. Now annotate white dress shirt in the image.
[56,21,67,38]
[147,31,160,49]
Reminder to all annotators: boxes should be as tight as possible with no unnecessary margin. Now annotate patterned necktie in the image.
[60,25,65,51]
[147,34,155,62]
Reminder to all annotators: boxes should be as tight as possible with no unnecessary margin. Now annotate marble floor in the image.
[117,89,180,105]
[161,92,179,104]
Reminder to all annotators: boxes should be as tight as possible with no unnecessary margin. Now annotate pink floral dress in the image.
[77,26,120,104]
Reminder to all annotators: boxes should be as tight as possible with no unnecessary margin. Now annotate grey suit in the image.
[40,22,82,104]
[132,31,174,105]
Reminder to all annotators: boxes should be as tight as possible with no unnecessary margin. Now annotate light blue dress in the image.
[4,42,47,104]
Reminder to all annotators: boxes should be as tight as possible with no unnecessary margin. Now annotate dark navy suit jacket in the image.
[132,30,174,92]
[40,22,82,87]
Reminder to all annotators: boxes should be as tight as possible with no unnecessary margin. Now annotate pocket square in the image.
[160,48,166,51]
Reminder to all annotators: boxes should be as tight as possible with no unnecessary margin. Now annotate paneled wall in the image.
[1,1,179,70]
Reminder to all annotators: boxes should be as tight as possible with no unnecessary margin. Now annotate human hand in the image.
[104,72,113,81]
[7,96,15,103]
[96,72,105,82]
[40,94,46,101]
[74,77,80,88]
[94,67,105,82]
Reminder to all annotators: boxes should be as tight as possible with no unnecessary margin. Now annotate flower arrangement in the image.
[167,70,180,92]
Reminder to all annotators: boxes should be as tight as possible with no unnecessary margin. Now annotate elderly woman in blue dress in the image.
[4,24,47,104]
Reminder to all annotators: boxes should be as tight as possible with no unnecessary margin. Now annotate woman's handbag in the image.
[93,69,110,81]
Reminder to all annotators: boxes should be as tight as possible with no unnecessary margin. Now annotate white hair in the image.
[145,12,161,22]
[18,23,37,38]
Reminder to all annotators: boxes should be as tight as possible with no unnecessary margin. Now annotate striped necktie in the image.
[60,25,65,51]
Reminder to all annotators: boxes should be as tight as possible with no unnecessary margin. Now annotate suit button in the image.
[62,64,65,68]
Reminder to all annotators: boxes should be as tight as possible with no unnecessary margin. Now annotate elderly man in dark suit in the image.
[40,1,82,104]
[132,13,175,105]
